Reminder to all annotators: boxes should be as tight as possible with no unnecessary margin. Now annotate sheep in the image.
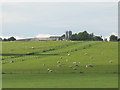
[86,64,93,68]
[57,64,61,67]
[73,62,76,64]
[43,64,45,66]
[60,57,62,59]
[9,61,14,63]
[49,70,53,72]
[68,53,70,56]
[69,66,72,68]
[109,60,112,63]
[88,64,93,67]
[75,64,79,66]
[84,53,87,55]
[57,61,60,63]
[78,62,80,64]
[73,68,77,70]
[47,68,50,71]
[80,72,83,74]
[31,47,34,49]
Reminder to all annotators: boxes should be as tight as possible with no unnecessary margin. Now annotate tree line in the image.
[0,31,119,41]
[69,31,119,41]
[0,37,16,41]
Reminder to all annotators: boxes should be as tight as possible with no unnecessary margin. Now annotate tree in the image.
[8,37,16,41]
[69,33,78,41]
[109,35,118,41]
[94,36,103,41]
[118,38,120,41]
[0,37,2,41]
[69,30,103,41]
[77,31,90,41]
[3,38,8,41]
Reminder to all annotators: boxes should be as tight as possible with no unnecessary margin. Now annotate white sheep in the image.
[68,53,70,56]
[10,61,14,63]
[78,62,80,64]
[86,64,93,68]
[84,53,87,55]
[57,61,60,63]
[75,64,79,66]
[47,68,50,71]
[109,60,112,63]
[43,64,45,66]
[73,62,76,64]
[73,68,77,70]
[31,47,34,49]
[60,57,62,59]
[57,64,61,67]
[69,66,72,68]
[49,70,53,72]
[88,64,93,67]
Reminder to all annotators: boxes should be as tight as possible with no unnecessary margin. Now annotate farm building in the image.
[16,36,62,41]
[16,31,72,41]
[65,30,72,40]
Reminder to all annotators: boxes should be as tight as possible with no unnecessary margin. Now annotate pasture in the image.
[1,41,118,88]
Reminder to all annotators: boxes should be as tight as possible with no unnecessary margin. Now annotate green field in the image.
[1,41,118,88]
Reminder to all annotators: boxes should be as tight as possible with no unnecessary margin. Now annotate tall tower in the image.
[65,30,72,40]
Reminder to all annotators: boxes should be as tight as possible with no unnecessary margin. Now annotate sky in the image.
[0,1,118,40]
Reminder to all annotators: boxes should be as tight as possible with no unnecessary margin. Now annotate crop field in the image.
[1,41,118,88]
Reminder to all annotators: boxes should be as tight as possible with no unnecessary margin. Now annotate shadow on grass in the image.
[2,53,58,56]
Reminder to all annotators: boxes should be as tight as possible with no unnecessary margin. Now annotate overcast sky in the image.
[1,2,118,39]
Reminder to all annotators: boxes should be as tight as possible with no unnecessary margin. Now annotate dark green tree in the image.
[8,37,16,41]
[69,33,78,41]
[89,33,94,41]
[77,31,90,41]
[94,36,103,41]
[109,35,118,41]
[3,38,8,41]
[69,30,104,41]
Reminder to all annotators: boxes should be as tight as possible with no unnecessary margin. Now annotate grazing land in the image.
[1,41,118,88]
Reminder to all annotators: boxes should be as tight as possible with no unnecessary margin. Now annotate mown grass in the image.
[1,41,118,88]
[2,73,118,88]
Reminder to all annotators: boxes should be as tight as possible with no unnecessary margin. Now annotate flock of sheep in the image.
[44,53,92,73]
[41,52,113,73]
[1,45,113,74]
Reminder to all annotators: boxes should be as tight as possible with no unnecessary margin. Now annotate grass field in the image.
[1,41,118,88]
